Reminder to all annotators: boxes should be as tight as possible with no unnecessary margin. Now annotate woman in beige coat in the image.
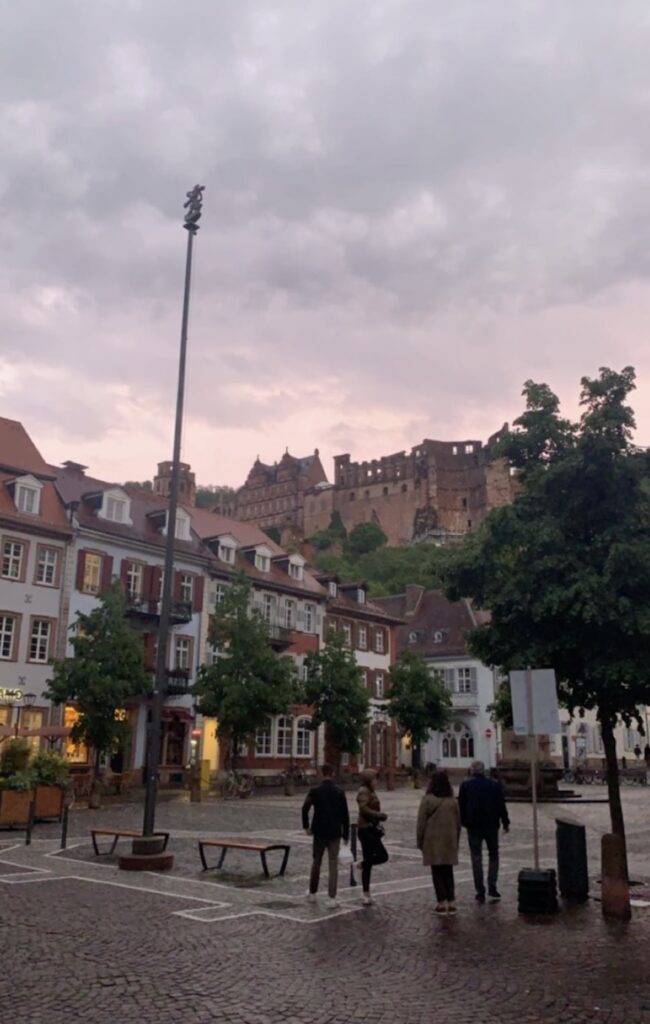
[416,770,461,915]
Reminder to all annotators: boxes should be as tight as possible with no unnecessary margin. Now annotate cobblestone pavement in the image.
[2,785,650,1023]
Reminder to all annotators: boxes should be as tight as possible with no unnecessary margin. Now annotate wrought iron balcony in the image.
[265,621,294,650]
[165,668,192,696]
[450,690,479,711]
[125,596,193,625]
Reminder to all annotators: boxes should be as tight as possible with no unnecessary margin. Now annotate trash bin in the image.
[556,817,589,902]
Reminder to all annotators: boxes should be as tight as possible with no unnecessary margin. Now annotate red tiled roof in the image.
[327,590,404,625]
[0,471,71,535]
[373,590,476,657]
[0,418,54,478]
[187,506,285,554]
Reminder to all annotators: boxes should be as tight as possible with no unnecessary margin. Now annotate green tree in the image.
[346,521,387,556]
[303,629,370,768]
[193,574,299,766]
[386,650,452,768]
[444,366,650,865]
[195,484,236,510]
[123,480,153,491]
[46,583,150,795]
[486,680,513,729]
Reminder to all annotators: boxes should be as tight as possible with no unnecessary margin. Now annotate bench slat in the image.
[199,839,282,852]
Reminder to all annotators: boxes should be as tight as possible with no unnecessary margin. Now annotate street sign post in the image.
[509,668,560,870]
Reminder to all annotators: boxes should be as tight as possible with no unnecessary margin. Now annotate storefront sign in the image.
[0,688,23,702]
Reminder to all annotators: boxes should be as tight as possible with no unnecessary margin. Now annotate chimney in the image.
[62,461,87,475]
[404,584,425,619]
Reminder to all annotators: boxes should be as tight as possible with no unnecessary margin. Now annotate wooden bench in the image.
[198,838,291,878]
[91,828,170,856]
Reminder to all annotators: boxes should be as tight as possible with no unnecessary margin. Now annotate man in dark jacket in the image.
[302,764,350,908]
[458,760,510,903]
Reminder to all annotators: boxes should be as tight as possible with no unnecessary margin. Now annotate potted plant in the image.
[31,750,70,821]
[0,741,35,826]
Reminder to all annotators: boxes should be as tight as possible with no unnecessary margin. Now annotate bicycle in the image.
[219,770,255,800]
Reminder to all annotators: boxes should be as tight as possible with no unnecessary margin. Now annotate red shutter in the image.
[173,571,182,601]
[75,550,87,592]
[100,555,113,592]
[142,565,153,599]
[144,633,156,670]
[150,566,162,599]
[366,669,375,693]
[193,575,204,613]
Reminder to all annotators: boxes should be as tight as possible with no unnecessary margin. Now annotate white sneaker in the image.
[305,892,317,903]
[361,894,373,906]
[325,897,340,909]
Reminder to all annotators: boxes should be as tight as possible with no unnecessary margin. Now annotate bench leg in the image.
[199,843,208,871]
[279,847,290,877]
[159,832,170,851]
[260,850,270,878]
[217,847,228,869]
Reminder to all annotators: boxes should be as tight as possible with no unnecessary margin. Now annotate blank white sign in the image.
[510,668,561,736]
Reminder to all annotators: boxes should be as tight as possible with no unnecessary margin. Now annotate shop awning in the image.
[161,708,194,722]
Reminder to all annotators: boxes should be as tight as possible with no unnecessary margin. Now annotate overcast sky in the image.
[2,1,650,487]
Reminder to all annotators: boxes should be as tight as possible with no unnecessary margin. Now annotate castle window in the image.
[349,492,355,501]
[401,483,407,493]
[383,486,388,496]
[365,490,370,498]
[467,519,472,528]
[452,445,458,455]
[465,444,474,454]
[462,497,467,509]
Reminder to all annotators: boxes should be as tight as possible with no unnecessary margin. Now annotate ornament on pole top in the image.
[183,184,205,234]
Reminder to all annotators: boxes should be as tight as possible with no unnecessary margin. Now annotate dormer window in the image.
[216,534,238,565]
[99,488,132,525]
[288,555,305,582]
[13,475,43,516]
[357,589,366,604]
[162,508,190,540]
[256,552,270,572]
[328,581,337,598]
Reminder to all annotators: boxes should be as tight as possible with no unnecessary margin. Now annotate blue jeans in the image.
[467,828,499,896]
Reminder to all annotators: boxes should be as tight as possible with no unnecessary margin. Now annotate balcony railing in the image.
[165,668,192,696]
[450,690,479,710]
[265,621,294,649]
[125,596,193,625]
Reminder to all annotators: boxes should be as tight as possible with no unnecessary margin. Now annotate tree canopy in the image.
[46,583,150,776]
[193,574,299,764]
[313,541,450,597]
[303,628,370,765]
[444,366,650,857]
[346,521,388,556]
[386,650,452,767]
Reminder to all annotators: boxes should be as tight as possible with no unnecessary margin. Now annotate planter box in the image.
[35,785,65,822]
[0,789,34,826]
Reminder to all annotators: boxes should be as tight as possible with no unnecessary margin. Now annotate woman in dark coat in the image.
[416,770,461,915]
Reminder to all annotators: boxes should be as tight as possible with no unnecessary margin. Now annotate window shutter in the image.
[470,667,478,693]
[75,550,86,591]
[100,555,113,592]
[144,633,156,669]
[366,669,374,692]
[194,575,204,613]
[149,566,162,599]
[120,559,131,588]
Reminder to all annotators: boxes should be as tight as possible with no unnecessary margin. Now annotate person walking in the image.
[302,763,350,909]
[416,770,461,916]
[356,768,388,906]
[458,760,510,904]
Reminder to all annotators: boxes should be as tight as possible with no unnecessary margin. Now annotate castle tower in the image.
[153,461,197,507]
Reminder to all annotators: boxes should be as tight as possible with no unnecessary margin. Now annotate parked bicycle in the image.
[219,770,255,800]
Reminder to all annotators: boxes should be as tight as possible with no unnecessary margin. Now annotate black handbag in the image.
[369,823,389,865]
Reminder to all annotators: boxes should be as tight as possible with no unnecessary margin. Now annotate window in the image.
[126,562,143,600]
[16,484,39,514]
[64,706,89,764]
[383,486,388,496]
[357,624,368,650]
[36,547,58,586]
[341,622,351,645]
[180,574,193,603]
[219,543,235,564]
[106,496,126,522]
[2,540,25,581]
[255,719,272,756]
[375,672,385,699]
[360,670,368,690]
[357,589,366,604]
[276,716,293,756]
[328,581,338,598]
[349,492,355,501]
[374,629,385,654]
[29,619,51,662]
[296,718,312,757]
[457,667,477,694]
[289,562,303,581]
[304,603,314,632]
[175,637,192,671]
[255,552,270,572]
[82,553,102,595]
[0,616,16,659]
[460,733,475,758]
[215,584,225,606]
[262,594,275,623]
[440,668,455,692]
[284,600,296,629]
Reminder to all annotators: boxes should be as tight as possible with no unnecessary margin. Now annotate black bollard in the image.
[350,823,358,887]
[556,818,589,903]
[60,803,70,850]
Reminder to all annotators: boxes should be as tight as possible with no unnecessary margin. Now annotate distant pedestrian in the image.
[356,768,388,906]
[458,760,510,904]
[302,764,350,909]
[416,770,461,916]
[634,744,642,760]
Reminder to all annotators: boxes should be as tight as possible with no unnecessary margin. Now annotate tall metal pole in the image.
[526,666,540,871]
[143,185,205,837]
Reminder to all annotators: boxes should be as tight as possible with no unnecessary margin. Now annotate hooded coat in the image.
[416,794,461,866]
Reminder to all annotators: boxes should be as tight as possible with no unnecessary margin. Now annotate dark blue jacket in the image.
[458,775,510,833]
[302,780,350,841]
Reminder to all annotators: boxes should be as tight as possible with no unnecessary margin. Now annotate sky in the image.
[2,0,650,488]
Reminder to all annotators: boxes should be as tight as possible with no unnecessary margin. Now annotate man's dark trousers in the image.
[467,828,499,897]
[309,837,340,898]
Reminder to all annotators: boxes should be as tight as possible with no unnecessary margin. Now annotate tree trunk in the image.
[89,748,102,809]
[600,711,628,874]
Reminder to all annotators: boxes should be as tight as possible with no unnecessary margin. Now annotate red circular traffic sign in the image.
[485,728,493,739]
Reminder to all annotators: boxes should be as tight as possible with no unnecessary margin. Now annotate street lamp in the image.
[141,185,205,841]
[0,691,36,739]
